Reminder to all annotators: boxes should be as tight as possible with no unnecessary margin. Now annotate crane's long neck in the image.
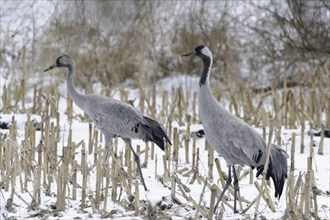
[198,54,227,116]
[67,64,87,110]
[199,56,212,87]
[199,56,214,97]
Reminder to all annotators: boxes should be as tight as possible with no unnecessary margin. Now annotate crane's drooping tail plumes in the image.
[142,116,172,151]
[256,144,288,199]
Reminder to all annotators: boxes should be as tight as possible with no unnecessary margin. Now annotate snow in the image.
[0,75,329,219]
[0,1,329,218]
[155,74,200,94]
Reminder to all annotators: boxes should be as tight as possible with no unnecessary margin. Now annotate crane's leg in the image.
[122,138,148,191]
[214,166,232,213]
[232,166,239,213]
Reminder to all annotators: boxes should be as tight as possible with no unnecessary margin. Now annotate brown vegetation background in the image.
[1,0,329,92]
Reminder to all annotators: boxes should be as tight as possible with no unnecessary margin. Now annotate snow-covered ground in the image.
[0,75,329,219]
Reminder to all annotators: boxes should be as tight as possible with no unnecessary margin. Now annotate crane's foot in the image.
[143,186,150,192]
[140,178,148,192]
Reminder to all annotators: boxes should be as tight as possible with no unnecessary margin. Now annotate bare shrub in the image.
[39,1,166,91]
[2,0,328,94]
[245,0,330,89]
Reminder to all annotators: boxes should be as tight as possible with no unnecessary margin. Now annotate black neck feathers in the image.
[199,56,211,86]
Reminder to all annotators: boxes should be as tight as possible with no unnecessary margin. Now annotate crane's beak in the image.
[181,51,195,57]
[44,64,58,72]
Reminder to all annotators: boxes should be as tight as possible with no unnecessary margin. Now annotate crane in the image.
[182,46,288,213]
[44,55,171,191]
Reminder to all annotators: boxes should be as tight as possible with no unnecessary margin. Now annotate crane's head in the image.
[44,55,75,72]
[181,45,212,60]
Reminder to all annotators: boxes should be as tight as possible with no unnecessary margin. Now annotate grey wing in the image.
[92,100,146,139]
[223,118,266,166]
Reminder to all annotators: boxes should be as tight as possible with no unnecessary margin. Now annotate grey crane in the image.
[182,46,288,213]
[44,55,171,191]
